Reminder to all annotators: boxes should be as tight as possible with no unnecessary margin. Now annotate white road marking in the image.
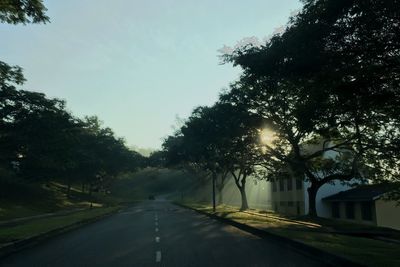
[156,251,162,262]
[155,227,159,232]
[155,221,158,226]
[155,236,160,243]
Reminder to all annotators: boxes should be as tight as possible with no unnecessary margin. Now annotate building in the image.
[269,177,352,216]
[322,184,400,230]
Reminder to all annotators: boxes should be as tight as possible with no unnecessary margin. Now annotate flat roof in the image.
[323,183,398,202]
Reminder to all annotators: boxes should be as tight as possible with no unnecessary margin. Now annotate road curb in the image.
[175,203,365,267]
[0,207,121,260]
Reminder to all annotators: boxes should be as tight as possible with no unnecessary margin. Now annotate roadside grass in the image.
[182,203,400,267]
[0,178,124,221]
[0,168,194,221]
[0,206,119,246]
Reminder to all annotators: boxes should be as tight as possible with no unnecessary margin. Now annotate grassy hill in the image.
[0,167,208,221]
[110,168,207,202]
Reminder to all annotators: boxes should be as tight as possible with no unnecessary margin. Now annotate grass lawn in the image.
[183,203,400,267]
[0,179,114,221]
[0,206,120,246]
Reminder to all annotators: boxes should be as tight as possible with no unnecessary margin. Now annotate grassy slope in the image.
[186,204,400,267]
[110,168,201,202]
[0,207,119,246]
[0,167,196,221]
[0,179,109,221]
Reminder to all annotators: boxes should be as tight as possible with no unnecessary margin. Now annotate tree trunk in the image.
[307,184,319,217]
[217,187,223,205]
[212,172,216,212]
[239,186,249,211]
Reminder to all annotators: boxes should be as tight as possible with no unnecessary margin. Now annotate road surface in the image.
[1,200,327,267]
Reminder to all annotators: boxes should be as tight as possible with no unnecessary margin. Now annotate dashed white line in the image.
[156,251,162,262]
[155,236,160,243]
[155,227,159,232]
[155,221,158,226]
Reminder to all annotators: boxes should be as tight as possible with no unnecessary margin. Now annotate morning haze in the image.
[0,0,301,149]
[2,1,399,266]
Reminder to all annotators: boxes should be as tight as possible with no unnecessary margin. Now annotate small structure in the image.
[323,184,400,230]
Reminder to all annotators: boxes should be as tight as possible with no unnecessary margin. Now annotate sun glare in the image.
[260,128,276,146]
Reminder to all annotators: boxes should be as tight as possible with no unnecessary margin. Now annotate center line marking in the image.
[155,236,160,243]
[155,227,159,232]
[156,251,162,262]
[155,221,158,226]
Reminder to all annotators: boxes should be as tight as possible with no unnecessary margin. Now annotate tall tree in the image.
[221,0,400,215]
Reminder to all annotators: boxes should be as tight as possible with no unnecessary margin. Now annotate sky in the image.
[1,0,302,151]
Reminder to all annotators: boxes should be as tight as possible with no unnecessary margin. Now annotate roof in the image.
[323,183,398,202]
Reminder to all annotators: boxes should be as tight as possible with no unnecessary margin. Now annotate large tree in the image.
[163,103,263,210]
[222,0,400,215]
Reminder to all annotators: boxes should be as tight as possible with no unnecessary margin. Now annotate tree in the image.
[221,0,400,215]
[163,103,263,210]
[0,0,49,24]
[1,0,49,104]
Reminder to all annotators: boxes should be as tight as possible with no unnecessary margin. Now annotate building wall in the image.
[270,177,306,215]
[331,201,377,225]
[268,178,354,217]
[375,199,400,230]
[311,181,353,218]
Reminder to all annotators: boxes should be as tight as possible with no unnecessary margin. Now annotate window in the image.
[287,178,293,191]
[345,202,355,219]
[332,202,340,218]
[272,179,277,192]
[296,178,303,190]
[288,201,294,207]
[280,201,286,207]
[279,179,285,191]
[361,202,373,221]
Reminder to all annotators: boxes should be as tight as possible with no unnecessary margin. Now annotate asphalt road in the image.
[1,200,327,267]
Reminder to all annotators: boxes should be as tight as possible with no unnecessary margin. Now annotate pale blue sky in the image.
[1,0,302,150]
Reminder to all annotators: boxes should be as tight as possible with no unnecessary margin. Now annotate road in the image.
[1,200,326,267]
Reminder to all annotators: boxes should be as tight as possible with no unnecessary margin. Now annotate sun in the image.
[260,128,276,146]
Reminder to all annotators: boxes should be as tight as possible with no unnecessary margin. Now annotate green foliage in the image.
[0,86,145,195]
[219,0,400,215]
[163,102,264,210]
[0,0,49,24]
[164,0,400,215]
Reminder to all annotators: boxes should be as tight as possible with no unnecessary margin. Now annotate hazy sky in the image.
[1,0,302,150]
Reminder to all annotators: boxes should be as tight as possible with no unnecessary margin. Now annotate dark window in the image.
[280,201,286,206]
[296,178,303,190]
[272,179,277,192]
[279,179,285,191]
[345,202,355,219]
[332,202,340,218]
[288,201,294,207]
[361,202,373,221]
[287,178,293,191]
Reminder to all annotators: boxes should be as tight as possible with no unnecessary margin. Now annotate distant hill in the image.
[110,168,211,202]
